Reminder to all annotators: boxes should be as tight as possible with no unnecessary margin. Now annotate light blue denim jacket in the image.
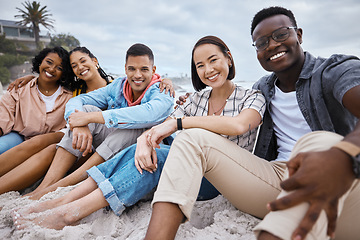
[64,77,174,129]
[253,52,360,161]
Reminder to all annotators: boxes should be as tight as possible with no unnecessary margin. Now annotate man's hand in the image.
[72,126,93,157]
[159,78,175,97]
[268,148,355,240]
[134,133,158,174]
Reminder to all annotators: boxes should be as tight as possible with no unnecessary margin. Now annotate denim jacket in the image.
[64,77,174,129]
[253,52,360,161]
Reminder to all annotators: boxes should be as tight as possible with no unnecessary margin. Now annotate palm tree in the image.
[15,1,55,49]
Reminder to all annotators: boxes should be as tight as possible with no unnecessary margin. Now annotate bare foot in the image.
[24,188,49,200]
[15,198,62,217]
[13,206,80,230]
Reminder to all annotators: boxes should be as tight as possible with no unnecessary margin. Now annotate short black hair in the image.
[191,35,235,92]
[32,46,74,90]
[126,43,154,63]
[251,6,298,35]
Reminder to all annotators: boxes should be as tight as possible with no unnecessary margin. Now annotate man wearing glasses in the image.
[251,6,360,240]
[144,6,360,240]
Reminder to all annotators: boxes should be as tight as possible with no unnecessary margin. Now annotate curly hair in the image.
[251,6,298,35]
[69,47,113,93]
[191,35,235,92]
[32,46,74,90]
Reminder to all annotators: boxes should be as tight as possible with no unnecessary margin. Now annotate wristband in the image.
[333,141,360,178]
[177,117,183,130]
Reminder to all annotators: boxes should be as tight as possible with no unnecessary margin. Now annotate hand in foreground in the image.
[7,75,34,92]
[159,78,175,97]
[68,110,90,129]
[72,126,93,156]
[175,92,190,108]
[268,148,355,240]
[146,119,177,149]
[134,133,158,174]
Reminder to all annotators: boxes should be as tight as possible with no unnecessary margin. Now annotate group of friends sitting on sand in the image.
[0,6,359,240]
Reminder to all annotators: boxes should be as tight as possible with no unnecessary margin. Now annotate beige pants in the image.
[152,128,360,240]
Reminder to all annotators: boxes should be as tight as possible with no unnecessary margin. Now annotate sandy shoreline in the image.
[0,184,259,240]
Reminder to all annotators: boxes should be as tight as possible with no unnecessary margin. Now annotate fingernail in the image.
[294,235,302,240]
[266,203,271,210]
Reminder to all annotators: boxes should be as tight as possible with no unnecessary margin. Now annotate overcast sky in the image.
[1,0,360,85]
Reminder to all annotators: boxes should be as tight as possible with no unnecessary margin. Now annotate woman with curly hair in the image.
[0,46,74,154]
[0,46,113,194]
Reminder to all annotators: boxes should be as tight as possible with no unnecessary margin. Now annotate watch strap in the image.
[176,117,183,130]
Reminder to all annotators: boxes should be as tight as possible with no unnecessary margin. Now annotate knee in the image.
[82,105,101,113]
[291,131,343,157]
[27,134,46,149]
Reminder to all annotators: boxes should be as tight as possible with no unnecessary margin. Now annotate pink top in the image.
[0,77,72,139]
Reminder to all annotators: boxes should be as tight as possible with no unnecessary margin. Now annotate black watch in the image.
[333,141,360,178]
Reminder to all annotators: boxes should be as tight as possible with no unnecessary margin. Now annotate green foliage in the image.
[49,33,81,51]
[0,54,29,85]
[0,66,11,85]
[0,35,17,54]
[15,1,55,49]
[0,54,28,68]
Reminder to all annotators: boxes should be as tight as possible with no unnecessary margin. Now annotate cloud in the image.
[1,0,359,83]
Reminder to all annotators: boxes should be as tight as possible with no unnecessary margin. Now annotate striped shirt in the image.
[171,84,266,151]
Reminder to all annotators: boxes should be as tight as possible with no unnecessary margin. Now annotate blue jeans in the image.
[0,132,24,154]
[87,143,219,215]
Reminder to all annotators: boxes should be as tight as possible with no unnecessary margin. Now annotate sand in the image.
[0,184,259,240]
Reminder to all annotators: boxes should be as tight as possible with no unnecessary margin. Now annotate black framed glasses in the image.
[252,27,297,51]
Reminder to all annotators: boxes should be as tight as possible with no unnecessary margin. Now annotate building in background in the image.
[0,19,50,51]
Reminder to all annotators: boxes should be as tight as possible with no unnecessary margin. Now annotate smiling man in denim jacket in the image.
[27,43,174,200]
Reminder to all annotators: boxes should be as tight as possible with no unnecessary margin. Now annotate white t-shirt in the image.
[37,85,62,112]
[270,85,311,161]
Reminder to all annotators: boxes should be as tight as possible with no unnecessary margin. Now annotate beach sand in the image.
[0,184,259,240]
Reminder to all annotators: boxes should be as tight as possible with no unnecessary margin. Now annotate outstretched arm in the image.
[7,75,34,92]
[267,85,360,240]
[147,108,262,149]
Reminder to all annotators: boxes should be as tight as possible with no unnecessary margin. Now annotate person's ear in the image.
[227,51,233,67]
[296,28,303,44]
[152,65,156,75]
[92,57,99,67]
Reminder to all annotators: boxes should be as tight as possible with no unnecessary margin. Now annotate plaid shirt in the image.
[171,84,266,151]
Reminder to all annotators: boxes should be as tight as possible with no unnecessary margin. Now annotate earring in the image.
[96,64,100,69]
[75,76,79,82]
